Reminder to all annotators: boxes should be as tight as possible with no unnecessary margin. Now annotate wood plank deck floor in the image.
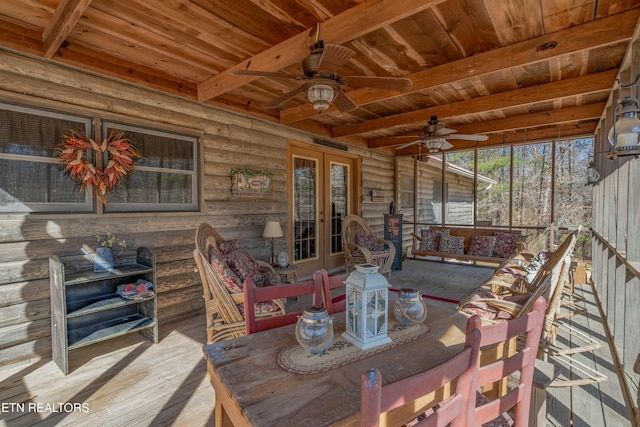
[0,260,633,426]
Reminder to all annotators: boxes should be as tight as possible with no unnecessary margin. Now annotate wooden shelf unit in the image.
[49,247,158,375]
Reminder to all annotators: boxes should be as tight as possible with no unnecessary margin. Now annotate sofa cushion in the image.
[493,232,519,258]
[458,289,514,322]
[355,233,379,251]
[223,246,263,285]
[419,229,441,251]
[468,235,497,257]
[218,239,245,254]
[208,247,244,293]
[438,235,464,254]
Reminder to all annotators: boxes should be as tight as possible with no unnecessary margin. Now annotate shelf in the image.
[63,263,153,286]
[68,314,155,350]
[67,294,154,318]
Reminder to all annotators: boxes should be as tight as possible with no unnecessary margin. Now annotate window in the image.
[400,174,414,208]
[102,122,198,212]
[0,102,93,213]
[0,103,199,214]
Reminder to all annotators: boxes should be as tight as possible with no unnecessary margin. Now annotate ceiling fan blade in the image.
[342,76,412,92]
[263,86,305,109]
[395,139,421,150]
[333,91,358,113]
[434,127,457,136]
[317,44,355,74]
[440,140,454,151]
[232,70,301,80]
[445,134,489,141]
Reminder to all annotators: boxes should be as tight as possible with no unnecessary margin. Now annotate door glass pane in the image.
[330,162,348,254]
[293,157,317,262]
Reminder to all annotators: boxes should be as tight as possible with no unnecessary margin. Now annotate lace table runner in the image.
[277,320,431,375]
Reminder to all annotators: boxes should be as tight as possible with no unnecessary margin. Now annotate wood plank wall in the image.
[0,49,395,367]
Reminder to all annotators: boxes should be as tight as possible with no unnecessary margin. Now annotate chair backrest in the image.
[243,277,322,334]
[314,269,348,314]
[360,327,481,427]
[466,296,546,427]
[342,214,373,253]
[193,223,245,325]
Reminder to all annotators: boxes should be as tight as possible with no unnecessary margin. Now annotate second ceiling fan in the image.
[396,116,489,153]
[233,39,412,113]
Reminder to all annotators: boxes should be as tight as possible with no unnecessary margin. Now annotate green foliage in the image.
[230,168,274,179]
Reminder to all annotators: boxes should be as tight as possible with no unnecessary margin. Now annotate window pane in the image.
[0,103,92,213]
[416,154,443,225]
[444,151,474,225]
[476,146,511,227]
[554,138,593,229]
[512,143,552,227]
[103,123,198,212]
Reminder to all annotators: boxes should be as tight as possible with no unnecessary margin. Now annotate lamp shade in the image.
[263,221,283,238]
[306,84,336,111]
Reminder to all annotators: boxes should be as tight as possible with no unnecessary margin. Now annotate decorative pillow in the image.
[438,235,464,254]
[218,239,245,254]
[493,232,519,258]
[419,229,441,251]
[467,235,496,257]
[355,234,379,251]
[208,247,243,293]
[223,246,263,285]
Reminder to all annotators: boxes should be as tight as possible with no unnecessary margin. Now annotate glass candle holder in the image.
[393,288,427,325]
[295,306,334,354]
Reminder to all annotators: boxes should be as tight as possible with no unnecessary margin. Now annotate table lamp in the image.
[263,221,283,266]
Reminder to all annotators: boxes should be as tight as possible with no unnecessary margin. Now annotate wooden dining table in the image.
[202,301,482,427]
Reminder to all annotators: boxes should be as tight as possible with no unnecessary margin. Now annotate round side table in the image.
[275,265,298,283]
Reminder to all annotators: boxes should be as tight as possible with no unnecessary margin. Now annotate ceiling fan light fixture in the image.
[306,83,336,111]
[424,137,446,153]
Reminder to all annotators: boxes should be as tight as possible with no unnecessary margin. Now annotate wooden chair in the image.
[193,223,285,343]
[314,269,348,314]
[466,296,546,427]
[243,276,322,334]
[360,327,481,427]
[342,214,396,276]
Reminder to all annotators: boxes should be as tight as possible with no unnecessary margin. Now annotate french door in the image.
[290,145,358,276]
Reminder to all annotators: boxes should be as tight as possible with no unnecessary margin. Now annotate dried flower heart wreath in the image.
[57,128,139,206]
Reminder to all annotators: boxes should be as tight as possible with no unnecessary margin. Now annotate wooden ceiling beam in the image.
[42,0,92,59]
[196,0,447,101]
[281,9,640,124]
[374,104,603,149]
[335,70,616,138]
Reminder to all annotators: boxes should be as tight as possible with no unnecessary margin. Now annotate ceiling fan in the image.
[396,116,489,153]
[232,40,412,113]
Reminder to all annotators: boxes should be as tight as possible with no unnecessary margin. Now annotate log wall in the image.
[0,49,395,366]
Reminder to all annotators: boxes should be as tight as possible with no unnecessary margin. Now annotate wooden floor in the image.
[0,260,634,426]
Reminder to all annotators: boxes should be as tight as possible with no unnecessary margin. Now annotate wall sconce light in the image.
[586,160,600,185]
[607,74,640,157]
[263,221,283,266]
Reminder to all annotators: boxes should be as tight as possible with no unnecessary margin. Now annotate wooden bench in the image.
[411,226,524,264]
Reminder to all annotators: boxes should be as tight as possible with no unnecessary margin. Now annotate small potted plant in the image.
[94,232,127,272]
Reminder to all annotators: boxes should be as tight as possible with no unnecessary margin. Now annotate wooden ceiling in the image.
[1,0,639,155]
